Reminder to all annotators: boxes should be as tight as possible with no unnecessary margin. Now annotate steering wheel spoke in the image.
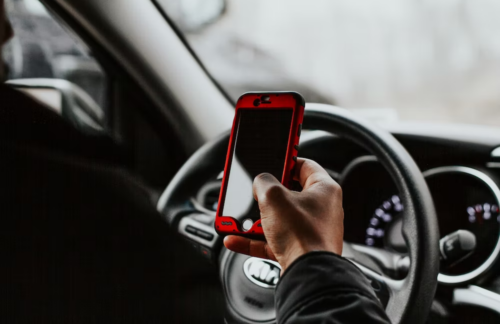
[178,214,218,245]
[351,260,404,308]
[343,241,407,308]
[348,243,410,279]
[166,202,220,261]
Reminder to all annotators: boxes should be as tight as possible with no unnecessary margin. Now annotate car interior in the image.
[2,0,500,323]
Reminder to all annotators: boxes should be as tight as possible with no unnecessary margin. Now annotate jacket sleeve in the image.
[275,251,391,324]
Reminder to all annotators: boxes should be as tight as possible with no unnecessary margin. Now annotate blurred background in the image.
[159,0,500,126]
[3,0,108,110]
[3,0,500,126]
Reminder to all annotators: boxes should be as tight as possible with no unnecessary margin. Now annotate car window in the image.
[3,0,108,112]
[157,0,500,126]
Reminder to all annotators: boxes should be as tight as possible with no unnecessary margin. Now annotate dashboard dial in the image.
[364,195,404,251]
[466,203,499,224]
[341,157,500,284]
[424,167,500,281]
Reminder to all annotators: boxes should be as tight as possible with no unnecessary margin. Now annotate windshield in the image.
[158,0,500,126]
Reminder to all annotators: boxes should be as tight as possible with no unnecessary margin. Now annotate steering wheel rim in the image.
[304,104,439,324]
[158,103,440,324]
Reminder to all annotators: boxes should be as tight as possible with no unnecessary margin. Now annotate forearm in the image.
[275,251,391,324]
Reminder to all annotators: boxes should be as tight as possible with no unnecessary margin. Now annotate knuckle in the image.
[301,159,314,169]
[324,180,343,199]
[324,178,341,192]
[302,159,318,171]
[332,182,342,194]
[262,184,286,202]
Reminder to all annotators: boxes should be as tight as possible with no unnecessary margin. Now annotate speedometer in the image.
[365,195,404,250]
[466,203,499,224]
[424,167,500,283]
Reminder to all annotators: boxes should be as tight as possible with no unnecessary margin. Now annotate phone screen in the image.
[221,109,293,224]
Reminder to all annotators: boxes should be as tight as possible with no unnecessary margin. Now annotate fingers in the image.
[293,158,333,189]
[252,173,285,203]
[252,160,336,202]
[224,235,277,261]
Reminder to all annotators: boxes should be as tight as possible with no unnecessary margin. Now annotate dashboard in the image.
[187,122,500,322]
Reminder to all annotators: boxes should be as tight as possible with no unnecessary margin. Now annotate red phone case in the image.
[215,92,305,238]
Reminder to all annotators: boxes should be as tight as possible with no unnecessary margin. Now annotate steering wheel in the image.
[157,104,440,324]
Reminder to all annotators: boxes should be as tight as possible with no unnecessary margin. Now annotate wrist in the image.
[278,245,318,273]
[279,243,343,274]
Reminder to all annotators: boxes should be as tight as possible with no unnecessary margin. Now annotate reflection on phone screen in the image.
[222,109,293,222]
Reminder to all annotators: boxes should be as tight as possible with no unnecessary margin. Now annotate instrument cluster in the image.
[341,157,500,283]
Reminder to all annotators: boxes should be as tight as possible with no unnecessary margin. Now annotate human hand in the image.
[224,158,344,273]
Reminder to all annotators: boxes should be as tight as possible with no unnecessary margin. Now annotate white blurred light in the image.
[394,203,404,212]
[24,0,49,16]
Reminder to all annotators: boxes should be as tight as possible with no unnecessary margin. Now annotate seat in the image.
[0,84,223,323]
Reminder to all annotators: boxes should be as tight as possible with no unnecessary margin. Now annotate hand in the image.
[224,158,344,273]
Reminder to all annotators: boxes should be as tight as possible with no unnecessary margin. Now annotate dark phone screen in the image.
[221,109,293,223]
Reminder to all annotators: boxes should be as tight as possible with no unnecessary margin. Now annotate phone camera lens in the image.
[253,99,261,107]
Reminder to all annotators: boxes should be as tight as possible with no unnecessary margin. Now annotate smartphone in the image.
[215,92,305,238]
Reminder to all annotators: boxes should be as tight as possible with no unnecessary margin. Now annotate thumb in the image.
[252,173,288,210]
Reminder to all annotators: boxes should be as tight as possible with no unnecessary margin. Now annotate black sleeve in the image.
[275,251,391,324]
